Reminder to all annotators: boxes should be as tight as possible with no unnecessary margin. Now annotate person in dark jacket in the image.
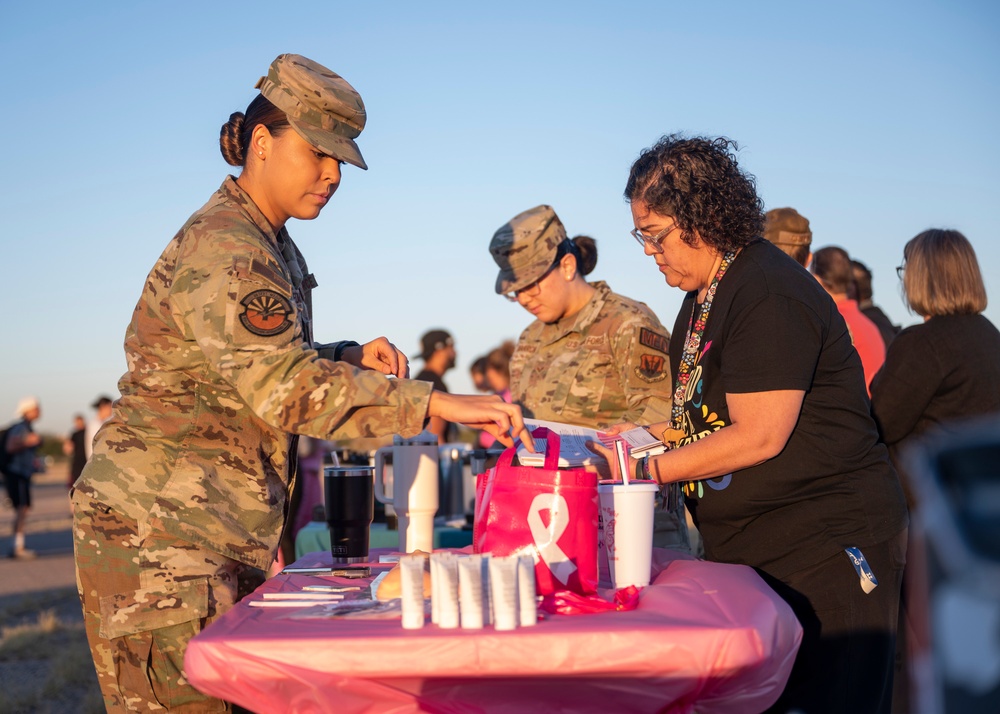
[871,229,1000,489]
[64,414,87,488]
[5,397,43,559]
[871,229,999,713]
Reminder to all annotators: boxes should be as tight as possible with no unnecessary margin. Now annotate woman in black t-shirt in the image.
[871,229,1000,495]
[870,229,1000,713]
[610,135,908,713]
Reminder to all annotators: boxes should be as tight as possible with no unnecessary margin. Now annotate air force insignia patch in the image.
[635,353,669,382]
[239,289,293,336]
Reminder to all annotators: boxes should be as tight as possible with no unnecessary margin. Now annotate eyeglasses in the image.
[630,222,677,254]
[896,264,905,279]
[504,261,559,302]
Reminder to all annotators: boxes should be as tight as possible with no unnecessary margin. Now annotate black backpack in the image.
[0,423,13,475]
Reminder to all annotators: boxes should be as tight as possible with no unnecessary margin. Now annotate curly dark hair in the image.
[624,135,765,252]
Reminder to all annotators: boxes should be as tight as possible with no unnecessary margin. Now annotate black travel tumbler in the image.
[324,466,374,564]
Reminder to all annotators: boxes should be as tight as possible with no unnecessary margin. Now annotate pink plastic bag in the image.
[539,586,643,616]
[474,428,599,596]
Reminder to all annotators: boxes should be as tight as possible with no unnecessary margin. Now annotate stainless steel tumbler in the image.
[324,466,374,564]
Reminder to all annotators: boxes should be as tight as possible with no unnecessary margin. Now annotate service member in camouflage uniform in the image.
[72,54,530,713]
[489,205,689,551]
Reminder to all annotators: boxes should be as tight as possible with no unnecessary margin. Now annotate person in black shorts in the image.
[4,397,44,559]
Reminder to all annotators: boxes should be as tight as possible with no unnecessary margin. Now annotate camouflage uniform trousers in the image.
[72,489,265,712]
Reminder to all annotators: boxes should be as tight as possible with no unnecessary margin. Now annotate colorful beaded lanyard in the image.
[670,250,737,430]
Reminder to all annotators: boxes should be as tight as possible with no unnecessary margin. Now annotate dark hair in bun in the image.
[219,95,291,167]
[569,235,598,276]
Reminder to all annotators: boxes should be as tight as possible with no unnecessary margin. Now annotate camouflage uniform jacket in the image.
[76,177,432,570]
[509,281,673,430]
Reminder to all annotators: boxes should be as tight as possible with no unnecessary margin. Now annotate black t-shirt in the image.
[70,428,87,482]
[860,303,900,349]
[670,240,908,579]
[414,368,448,394]
[414,368,457,442]
[871,314,1000,449]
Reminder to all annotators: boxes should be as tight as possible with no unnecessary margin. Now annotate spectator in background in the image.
[812,246,886,393]
[84,395,114,460]
[871,231,1000,713]
[469,355,490,393]
[478,341,516,448]
[484,340,514,403]
[763,207,812,268]
[64,414,87,489]
[871,229,1000,501]
[852,259,901,348]
[414,329,458,443]
[4,397,44,559]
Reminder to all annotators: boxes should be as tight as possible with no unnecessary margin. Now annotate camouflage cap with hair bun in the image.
[255,54,368,170]
[490,205,568,295]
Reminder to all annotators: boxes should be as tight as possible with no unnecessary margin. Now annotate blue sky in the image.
[2,0,998,434]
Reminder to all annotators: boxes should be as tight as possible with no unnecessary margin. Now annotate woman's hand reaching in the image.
[427,391,534,450]
[341,337,409,378]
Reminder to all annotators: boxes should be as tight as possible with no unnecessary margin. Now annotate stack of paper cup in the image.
[598,481,659,589]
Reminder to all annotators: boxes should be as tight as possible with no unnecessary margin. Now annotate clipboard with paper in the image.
[515,418,665,467]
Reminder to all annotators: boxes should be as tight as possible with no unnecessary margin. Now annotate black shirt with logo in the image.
[671,240,908,580]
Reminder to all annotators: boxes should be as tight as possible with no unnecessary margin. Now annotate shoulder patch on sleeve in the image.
[634,353,669,382]
[638,327,670,355]
[239,289,294,336]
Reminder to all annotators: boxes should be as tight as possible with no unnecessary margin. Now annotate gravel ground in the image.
[0,464,103,712]
[0,585,103,713]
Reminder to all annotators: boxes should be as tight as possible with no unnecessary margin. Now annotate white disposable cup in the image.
[598,482,659,589]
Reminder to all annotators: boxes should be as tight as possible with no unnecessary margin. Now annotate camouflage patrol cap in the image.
[255,54,368,170]
[764,207,812,246]
[490,205,568,295]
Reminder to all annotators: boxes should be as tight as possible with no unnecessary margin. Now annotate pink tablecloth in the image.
[185,549,801,714]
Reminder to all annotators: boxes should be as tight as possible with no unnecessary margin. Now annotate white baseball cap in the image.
[15,396,39,417]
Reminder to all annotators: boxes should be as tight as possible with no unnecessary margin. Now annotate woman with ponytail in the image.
[489,206,675,430]
[488,205,687,550]
[72,54,529,712]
